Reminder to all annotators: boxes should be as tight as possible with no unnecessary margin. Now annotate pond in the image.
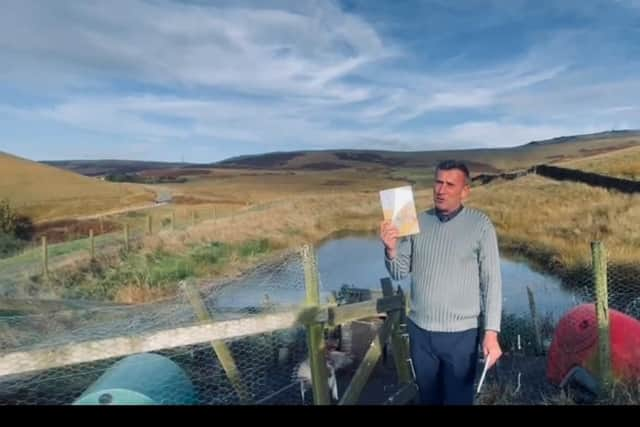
[210,236,583,321]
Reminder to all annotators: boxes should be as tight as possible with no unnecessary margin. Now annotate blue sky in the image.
[1,0,639,162]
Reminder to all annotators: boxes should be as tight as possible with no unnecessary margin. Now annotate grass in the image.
[189,241,231,265]
[466,174,640,285]
[4,162,640,304]
[559,145,640,180]
[162,167,396,206]
[3,132,639,224]
[0,152,154,222]
[237,238,271,258]
[388,167,435,187]
[1,186,389,301]
[539,379,640,405]
[0,231,140,297]
[37,237,276,303]
[475,347,640,405]
[0,193,286,300]
[5,143,640,405]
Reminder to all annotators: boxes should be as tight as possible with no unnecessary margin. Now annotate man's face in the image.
[433,168,470,214]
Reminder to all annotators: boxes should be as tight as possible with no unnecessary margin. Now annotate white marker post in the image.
[476,355,491,395]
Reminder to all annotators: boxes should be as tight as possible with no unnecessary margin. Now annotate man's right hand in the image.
[380,220,399,259]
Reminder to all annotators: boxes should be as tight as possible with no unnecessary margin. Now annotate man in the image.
[380,160,502,405]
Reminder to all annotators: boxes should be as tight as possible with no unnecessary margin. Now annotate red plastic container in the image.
[547,303,640,385]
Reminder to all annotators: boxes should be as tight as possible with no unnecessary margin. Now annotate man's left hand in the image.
[482,330,502,369]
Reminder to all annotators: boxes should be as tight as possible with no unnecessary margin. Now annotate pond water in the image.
[211,236,582,321]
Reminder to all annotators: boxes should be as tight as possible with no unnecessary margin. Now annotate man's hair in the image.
[435,160,470,184]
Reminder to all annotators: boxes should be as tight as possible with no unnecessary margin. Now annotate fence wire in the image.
[1,242,639,405]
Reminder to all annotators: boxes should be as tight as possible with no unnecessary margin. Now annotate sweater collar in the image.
[435,205,464,223]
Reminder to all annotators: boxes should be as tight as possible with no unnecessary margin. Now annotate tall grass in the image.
[0,153,155,222]
[560,145,640,180]
[9,168,640,303]
[39,191,383,302]
[467,175,640,274]
[44,237,276,302]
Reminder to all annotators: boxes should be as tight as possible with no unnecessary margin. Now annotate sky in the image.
[1,0,639,163]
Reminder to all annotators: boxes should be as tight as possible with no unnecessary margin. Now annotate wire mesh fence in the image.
[0,205,254,300]
[0,247,381,405]
[1,240,639,405]
[479,242,640,405]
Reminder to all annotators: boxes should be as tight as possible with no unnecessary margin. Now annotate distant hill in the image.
[40,159,204,177]
[1,152,155,222]
[5,129,640,222]
[525,130,640,146]
[36,129,640,177]
[214,130,640,173]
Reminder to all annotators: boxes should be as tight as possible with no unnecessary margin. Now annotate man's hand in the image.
[380,220,399,259]
[482,330,502,368]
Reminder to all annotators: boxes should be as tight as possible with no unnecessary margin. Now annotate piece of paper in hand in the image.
[379,185,420,237]
[476,355,491,394]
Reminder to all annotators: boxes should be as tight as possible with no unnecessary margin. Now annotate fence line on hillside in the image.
[3,204,252,286]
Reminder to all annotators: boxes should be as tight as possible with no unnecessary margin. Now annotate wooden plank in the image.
[0,308,321,378]
[181,280,252,403]
[329,295,402,326]
[338,310,398,405]
[302,244,331,405]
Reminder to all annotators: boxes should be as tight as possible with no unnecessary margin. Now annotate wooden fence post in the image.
[592,241,612,394]
[301,244,331,405]
[41,236,49,281]
[123,224,129,253]
[338,280,409,405]
[171,211,176,231]
[146,215,152,235]
[89,229,95,261]
[382,279,412,385]
[526,286,543,355]
[339,308,398,405]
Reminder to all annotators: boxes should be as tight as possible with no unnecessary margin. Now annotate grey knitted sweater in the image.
[385,207,502,333]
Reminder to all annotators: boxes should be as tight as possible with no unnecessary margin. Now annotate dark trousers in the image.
[407,318,480,405]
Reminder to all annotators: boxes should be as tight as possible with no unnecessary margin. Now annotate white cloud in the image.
[0,0,389,103]
[0,0,639,161]
[440,122,581,149]
[40,99,189,140]
[501,78,640,124]
[28,93,365,148]
[599,106,637,114]
[614,0,640,9]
